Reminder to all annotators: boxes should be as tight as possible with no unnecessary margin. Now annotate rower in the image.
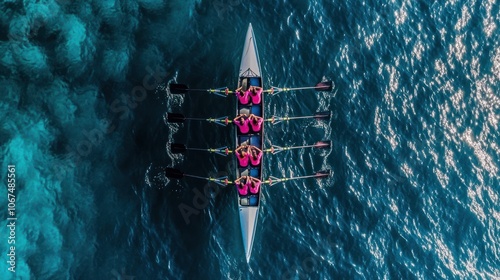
[248,145,263,166]
[249,114,263,132]
[235,86,250,105]
[235,144,250,167]
[234,114,250,134]
[248,176,261,194]
[249,85,263,104]
[235,176,249,196]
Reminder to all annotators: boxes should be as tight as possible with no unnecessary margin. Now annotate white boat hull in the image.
[236,23,263,263]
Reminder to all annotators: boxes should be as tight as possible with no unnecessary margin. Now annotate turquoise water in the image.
[0,0,499,279]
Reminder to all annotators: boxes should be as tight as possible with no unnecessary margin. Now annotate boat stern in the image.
[239,206,259,262]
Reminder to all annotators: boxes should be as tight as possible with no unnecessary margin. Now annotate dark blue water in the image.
[1,0,499,279]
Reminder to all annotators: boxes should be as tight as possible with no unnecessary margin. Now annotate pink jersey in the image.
[236,152,249,167]
[250,88,262,104]
[249,151,262,166]
[248,180,260,194]
[237,90,250,105]
[250,117,263,132]
[237,182,248,196]
[235,118,250,134]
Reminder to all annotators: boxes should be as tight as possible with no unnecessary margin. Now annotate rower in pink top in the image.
[235,86,250,105]
[233,114,250,134]
[249,85,263,104]
[248,145,263,166]
[249,114,263,132]
[248,176,261,194]
[235,176,249,196]
[235,144,249,167]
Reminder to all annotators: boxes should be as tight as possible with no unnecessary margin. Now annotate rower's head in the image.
[251,148,258,157]
[238,145,248,155]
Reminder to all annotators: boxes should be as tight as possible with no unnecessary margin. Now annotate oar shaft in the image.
[282,86,323,91]
[184,174,209,180]
[184,173,231,185]
[280,115,316,120]
[282,144,318,150]
[185,117,208,121]
[186,147,209,152]
[287,174,321,180]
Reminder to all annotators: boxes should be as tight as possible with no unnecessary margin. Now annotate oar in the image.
[265,140,331,154]
[169,84,232,97]
[166,111,329,126]
[171,140,330,157]
[265,111,330,124]
[170,143,231,156]
[264,169,331,186]
[266,81,333,94]
[166,113,230,126]
[165,168,231,186]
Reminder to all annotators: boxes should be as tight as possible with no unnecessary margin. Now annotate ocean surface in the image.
[0,0,499,279]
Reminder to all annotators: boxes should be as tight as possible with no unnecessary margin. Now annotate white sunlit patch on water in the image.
[449,34,466,64]
[434,167,449,188]
[481,0,497,37]
[387,64,400,95]
[454,5,471,31]
[434,235,462,277]
[411,39,425,61]
[295,29,300,41]
[462,128,498,175]
[492,48,500,80]
[394,2,408,26]
[336,43,352,71]
[434,58,447,77]
[467,187,487,222]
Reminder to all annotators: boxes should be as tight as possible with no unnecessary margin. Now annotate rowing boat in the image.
[236,23,263,262]
[165,23,334,263]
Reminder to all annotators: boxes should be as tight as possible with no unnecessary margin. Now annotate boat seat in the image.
[249,168,259,177]
[251,105,261,117]
[249,136,261,148]
[249,77,260,86]
[238,137,250,146]
[240,197,249,205]
[239,108,250,115]
[249,196,258,206]
[240,169,249,176]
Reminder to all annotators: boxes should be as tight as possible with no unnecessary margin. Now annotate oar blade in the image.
[165,168,184,179]
[169,84,189,94]
[315,169,331,178]
[314,111,331,120]
[314,140,331,149]
[167,113,186,123]
[315,81,333,91]
[170,143,187,153]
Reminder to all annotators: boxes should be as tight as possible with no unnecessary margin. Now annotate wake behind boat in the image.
[165,23,333,262]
